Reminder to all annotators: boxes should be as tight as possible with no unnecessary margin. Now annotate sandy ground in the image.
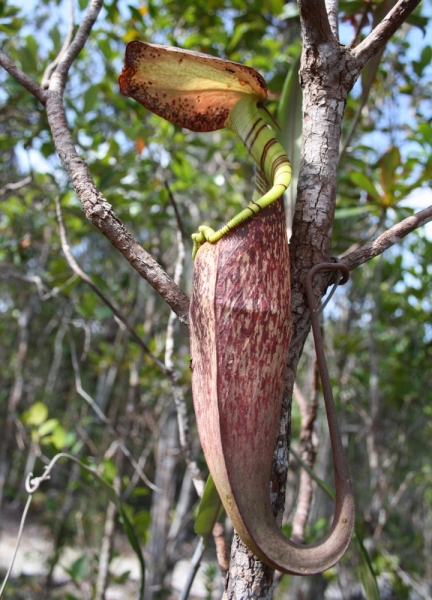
[0,511,219,599]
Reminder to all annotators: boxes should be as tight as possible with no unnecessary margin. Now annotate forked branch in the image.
[49,0,103,95]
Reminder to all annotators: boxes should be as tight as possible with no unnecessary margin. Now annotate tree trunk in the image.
[144,408,179,600]
[224,2,361,594]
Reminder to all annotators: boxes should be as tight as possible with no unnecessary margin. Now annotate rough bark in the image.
[225,0,422,595]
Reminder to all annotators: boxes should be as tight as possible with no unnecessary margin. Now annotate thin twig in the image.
[178,537,207,600]
[341,204,432,271]
[0,175,32,197]
[163,185,205,496]
[291,377,318,544]
[49,0,103,96]
[68,336,160,493]
[69,336,112,424]
[165,180,186,240]
[122,398,171,498]
[349,7,370,48]
[0,51,47,104]
[41,0,75,89]
[373,471,415,540]
[0,12,190,323]
[0,265,77,301]
[0,494,32,598]
[0,268,45,298]
[353,0,422,68]
[55,196,167,371]
[45,88,190,323]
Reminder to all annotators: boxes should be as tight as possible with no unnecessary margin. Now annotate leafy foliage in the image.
[0,0,431,599]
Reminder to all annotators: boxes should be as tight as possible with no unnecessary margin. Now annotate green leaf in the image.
[69,555,88,582]
[102,458,118,482]
[172,155,193,183]
[266,0,284,15]
[227,23,250,51]
[349,171,382,202]
[377,146,400,203]
[0,20,23,34]
[18,35,38,73]
[420,45,432,68]
[335,204,380,219]
[339,1,366,15]
[226,22,263,51]
[25,34,38,58]
[128,5,145,24]
[97,37,114,60]
[194,475,223,539]
[132,486,150,497]
[131,509,151,543]
[50,424,67,449]
[83,85,99,113]
[118,504,146,596]
[23,401,48,426]
[357,534,380,600]
[405,13,429,33]
[277,49,302,215]
[38,418,59,437]
[111,569,131,584]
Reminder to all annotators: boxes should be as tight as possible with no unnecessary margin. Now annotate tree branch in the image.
[55,196,167,371]
[68,336,160,493]
[0,1,190,323]
[0,175,32,198]
[41,0,75,89]
[325,0,339,40]
[297,0,334,45]
[164,194,205,496]
[45,90,189,323]
[0,51,47,105]
[49,0,103,96]
[291,377,318,544]
[353,0,422,68]
[341,204,432,271]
